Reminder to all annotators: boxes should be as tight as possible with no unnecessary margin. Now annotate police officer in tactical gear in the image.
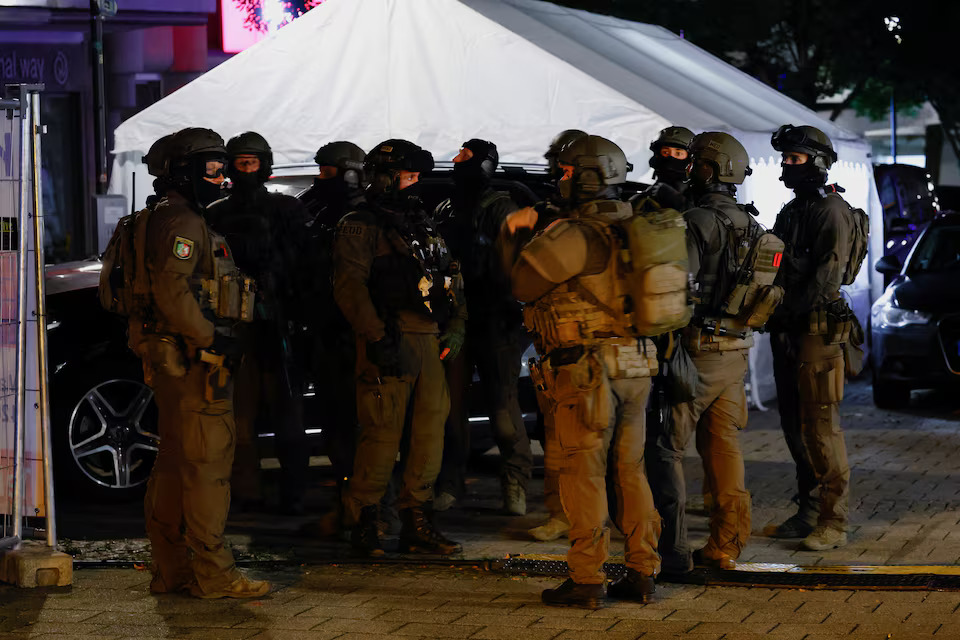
[512,135,662,609]
[645,132,757,575]
[299,140,368,529]
[138,127,268,599]
[205,131,311,515]
[765,124,854,551]
[142,133,178,208]
[334,139,465,557]
[433,139,533,516]
[501,128,589,542]
[635,126,695,212]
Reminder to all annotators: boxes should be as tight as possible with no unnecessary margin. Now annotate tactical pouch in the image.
[549,352,610,431]
[808,308,829,336]
[663,335,698,403]
[216,274,256,321]
[597,339,658,380]
[144,334,187,380]
[843,315,865,377]
[737,284,784,329]
[199,349,231,403]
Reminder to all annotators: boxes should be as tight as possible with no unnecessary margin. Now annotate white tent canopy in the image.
[109,0,883,402]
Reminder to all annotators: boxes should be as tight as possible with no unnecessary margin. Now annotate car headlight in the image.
[871,294,931,328]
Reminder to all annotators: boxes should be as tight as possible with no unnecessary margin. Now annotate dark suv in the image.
[870,212,960,408]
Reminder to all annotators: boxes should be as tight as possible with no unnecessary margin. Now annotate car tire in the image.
[872,375,911,410]
[52,359,159,503]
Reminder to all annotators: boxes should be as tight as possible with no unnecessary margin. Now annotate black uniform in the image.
[205,185,310,511]
[435,188,533,501]
[299,177,366,493]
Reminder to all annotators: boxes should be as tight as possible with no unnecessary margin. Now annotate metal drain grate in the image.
[492,556,960,591]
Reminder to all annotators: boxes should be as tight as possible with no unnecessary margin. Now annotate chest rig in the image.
[192,229,256,323]
[523,201,657,379]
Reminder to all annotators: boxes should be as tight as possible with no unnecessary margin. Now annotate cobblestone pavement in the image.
[8,377,957,638]
[3,563,960,639]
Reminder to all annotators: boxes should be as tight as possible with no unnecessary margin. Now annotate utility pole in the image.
[90,0,117,194]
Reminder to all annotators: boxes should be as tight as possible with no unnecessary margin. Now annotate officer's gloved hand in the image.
[650,183,685,211]
[366,334,403,376]
[439,318,466,362]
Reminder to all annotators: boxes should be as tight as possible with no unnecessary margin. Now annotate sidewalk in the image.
[9,378,956,638]
[2,562,960,639]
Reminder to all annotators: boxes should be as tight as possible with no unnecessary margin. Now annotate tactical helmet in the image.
[649,126,695,154]
[556,134,630,201]
[314,140,366,189]
[688,132,752,184]
[168,127,226,163]
[167,127,227,207]
[546,129,588,159]
[226,131,273,181]
[364,139,434,197]
[143,133,176,178]
[771,124,837,172]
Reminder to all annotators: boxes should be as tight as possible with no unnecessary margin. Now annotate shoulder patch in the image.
[173,236,194,260]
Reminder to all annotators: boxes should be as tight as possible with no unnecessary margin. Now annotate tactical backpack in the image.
[841,202,869,285]
[714,208,785,329]
[99,208,153,317]
[622,197,691,336]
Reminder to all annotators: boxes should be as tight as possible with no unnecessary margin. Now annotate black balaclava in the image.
[311,174,350,205]
[175,152,226,209]
[780,159,825,191]
[649,147,689,187]
[452,139,497,202]
[227,154,267,195]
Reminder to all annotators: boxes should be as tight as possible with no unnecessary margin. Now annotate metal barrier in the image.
[0,84,59,560]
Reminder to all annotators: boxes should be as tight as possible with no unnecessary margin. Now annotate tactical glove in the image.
[439,318,466,362]
[367,334,403,376]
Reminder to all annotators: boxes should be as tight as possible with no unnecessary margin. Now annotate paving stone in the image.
[471,625,561,640]
[453,613,541,626]
[373,608,466,623]
[528,616,613,631]
[244,632,343,640]
[310,618,403,634]
[296,605,391,620]
[390,621,483,637]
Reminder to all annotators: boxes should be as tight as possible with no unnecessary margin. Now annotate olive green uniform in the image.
[646,191,754,567]
[770,190,854,531]
[334,206,464,525]
[137,192,248,594]
[513,199,661,584]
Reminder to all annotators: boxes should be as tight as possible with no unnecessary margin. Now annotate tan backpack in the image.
[621,198,692,336]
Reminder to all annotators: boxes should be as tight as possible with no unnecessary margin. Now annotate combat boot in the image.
[503,479,527,516]
[541,578,605,609]
[693,548,736,571]
[351,505,385,558]
[528,516,569,542]
[801,525,848,551]
[607,569,655,603]
[190,573,270,599]
[398,507,462,555]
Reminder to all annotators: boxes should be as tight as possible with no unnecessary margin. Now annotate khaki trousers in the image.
[144,362,240,594]
[772,332,850,530]
[342,332,451,525]
[649,350,751,564]
[551,372,660,584]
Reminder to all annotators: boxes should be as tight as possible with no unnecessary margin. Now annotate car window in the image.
[907,224,960,274]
